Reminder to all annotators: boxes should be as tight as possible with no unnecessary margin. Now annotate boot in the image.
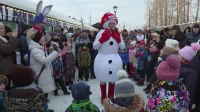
[108,83,115,98]
[145,84,152,94]
[136,80,144,86]
[65,81,69,86]
[48,109,54,112]
[64,90,70,95]
[143,83,151,91]
[54,89,59,96]
[100,84,106,104]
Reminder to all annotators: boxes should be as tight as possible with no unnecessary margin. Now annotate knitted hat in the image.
[156,55,181,81]
[115,70,135,98]
[0,22,4,26]
[193,23,200,29]
[171,25,180,31]
[162,47,179,56]
[165,39,179,49]
[5,26,12,34]
[130,40,136,47]
[101,12,118,28]
[69,82,92,100]
[179,43,200,61]
[140,40,145,45]
[28,27,43,43]
[0,75,8,87]
[10,65,34,87]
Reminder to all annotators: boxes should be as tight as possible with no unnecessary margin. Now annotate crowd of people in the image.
[1,3,200,111]
[0,20,200,112]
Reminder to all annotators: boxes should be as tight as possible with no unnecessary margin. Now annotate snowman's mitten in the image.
[112,28,121,43]
[99,29,111,44]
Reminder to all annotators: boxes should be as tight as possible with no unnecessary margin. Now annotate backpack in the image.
[52,59,62,72]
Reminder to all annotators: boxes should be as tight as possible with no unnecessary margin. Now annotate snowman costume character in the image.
[93,12,125,103]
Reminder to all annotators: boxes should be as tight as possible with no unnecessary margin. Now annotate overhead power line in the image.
[70,0,89,17]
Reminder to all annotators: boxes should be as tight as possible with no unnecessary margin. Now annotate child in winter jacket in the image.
[145,40,163,82]
[144,47,179,94]
[66,82,100,112]
[131,41,140,81]
[51,55,70,96]
[103,70,145,112]
[119,49,128,70]
[0,75,8,112]
[62,42,76,85]
[178,43,200,111]
[128,40,136,78]
[7,65,48,112]
[146,55,190,112]
[135,40,148,86]
[77,43,91,81]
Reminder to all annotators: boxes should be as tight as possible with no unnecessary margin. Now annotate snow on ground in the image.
[48,70,148,112]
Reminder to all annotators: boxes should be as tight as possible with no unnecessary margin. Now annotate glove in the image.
[138,52,143,57]
[53,44,58,52]
[99,29,111,44]
[112,28,121,43]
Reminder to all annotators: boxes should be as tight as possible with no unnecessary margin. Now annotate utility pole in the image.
[90,13,91,25]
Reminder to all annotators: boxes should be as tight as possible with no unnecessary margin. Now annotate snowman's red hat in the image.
[101,12,118,29]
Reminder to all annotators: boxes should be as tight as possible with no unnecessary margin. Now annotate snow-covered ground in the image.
[48,70,148,112]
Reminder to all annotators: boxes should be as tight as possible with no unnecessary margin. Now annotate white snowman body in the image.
[93,29,125,82]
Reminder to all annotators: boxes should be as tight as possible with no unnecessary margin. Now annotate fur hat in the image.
[101,12,118,29]
[156,55,181,81]
[140,40,145,45]
[69,82,92,100]
[161,47,179,56]
[34,1,52,24]
[179,43,200,61]
[115,70,135,98]
[10,65,34,87]
[165,39,179,50]
[0,75,8,87]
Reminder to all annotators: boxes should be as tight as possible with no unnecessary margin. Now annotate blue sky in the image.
[30,0,146,30]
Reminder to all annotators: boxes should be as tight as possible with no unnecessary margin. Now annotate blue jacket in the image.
[186,32,200,45]
[135,48,148,70]
[119,52,128,64]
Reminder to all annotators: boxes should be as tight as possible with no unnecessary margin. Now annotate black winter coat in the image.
[174,30,187,49]
[149,55,169,84]
[146,51,160,72]
[179,53,200,111]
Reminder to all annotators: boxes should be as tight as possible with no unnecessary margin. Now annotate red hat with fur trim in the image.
[101,12,118,28]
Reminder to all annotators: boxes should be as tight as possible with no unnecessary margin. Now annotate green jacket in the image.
[77,49,91,67]
[0,91,6,112]
[66,99,100,112]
